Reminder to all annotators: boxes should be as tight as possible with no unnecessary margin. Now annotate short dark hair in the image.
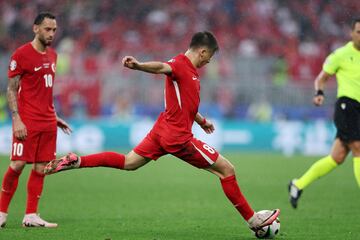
[189,31,219,53]
[34,12,56,25]
[351,17,360,30]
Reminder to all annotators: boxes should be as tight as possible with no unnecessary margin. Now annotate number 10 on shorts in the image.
[13,142,24,156]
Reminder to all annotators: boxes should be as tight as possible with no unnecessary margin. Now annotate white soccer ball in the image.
[255,218,280,239]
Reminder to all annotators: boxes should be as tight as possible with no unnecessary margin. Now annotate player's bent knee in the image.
[211,159,235,178]
[223,164,235,177]
[221,158,236,176]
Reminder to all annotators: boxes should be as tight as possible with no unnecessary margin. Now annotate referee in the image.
[288,17,360,208]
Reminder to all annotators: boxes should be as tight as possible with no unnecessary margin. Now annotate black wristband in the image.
[315,90,324,96]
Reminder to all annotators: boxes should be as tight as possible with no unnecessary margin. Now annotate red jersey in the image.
[152,54,200,144]
[8,42,57,131]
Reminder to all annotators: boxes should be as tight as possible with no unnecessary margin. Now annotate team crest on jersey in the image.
[10,60,17,71]
[51,63,56,73]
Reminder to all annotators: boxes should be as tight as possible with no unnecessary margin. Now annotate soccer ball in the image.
[255,218,280,239]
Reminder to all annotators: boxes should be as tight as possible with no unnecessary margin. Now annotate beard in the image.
[39,36,52,47]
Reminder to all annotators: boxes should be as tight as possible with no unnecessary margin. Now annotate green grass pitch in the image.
[0,152,359,240]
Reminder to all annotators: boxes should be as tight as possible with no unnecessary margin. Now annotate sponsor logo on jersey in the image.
[10,60,17,71]
[51,63,56,73]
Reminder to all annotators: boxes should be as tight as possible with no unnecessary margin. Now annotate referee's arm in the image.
[313,70,332,106]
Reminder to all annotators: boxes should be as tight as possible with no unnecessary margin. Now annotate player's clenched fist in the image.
[122,56,139,69]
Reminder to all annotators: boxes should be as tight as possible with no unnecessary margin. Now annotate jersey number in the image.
[203,144,215,154]
[44,74,53,88]
[13,143,24,156]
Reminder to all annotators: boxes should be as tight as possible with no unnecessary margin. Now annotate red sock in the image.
[0,167,21,213]
[80,152,125,169]
[220,175,254,221]
[26,170,45,214]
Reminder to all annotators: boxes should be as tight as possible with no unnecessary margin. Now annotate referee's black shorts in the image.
[334,96,360,142]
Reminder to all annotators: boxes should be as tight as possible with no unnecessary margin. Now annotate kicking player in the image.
[0,12,71,228]
[288,17,360,208]
[45,31,279,232]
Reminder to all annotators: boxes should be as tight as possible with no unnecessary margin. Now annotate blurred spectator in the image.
[238,39,259,57]
[111,95,133,120]
[247,99,273,122]
[56,38,74,76]
[272,55,288,87]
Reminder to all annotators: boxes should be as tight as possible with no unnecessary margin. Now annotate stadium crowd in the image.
[0,0,359,119]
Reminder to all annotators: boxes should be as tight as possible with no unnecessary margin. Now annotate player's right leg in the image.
[0,161,26,229]
[289,138,348,208]
[44,131,164,174]
[1,131,45,228]
[44,151,152,174]
[44,152,82,174]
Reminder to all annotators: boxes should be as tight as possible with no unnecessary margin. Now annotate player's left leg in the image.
[23,130,57,228]
[348,140,360,187]
[23,162,57,228]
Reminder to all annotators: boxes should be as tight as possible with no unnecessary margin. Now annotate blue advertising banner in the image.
[0,119,336,156]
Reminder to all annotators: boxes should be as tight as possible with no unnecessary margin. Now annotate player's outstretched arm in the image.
[7,75,27,140]
[195,112,215,134]
[122,56,172,74]
[313,70,331,106]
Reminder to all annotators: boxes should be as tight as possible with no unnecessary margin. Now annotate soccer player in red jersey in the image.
[0,12,71,228]
[45,32,279,232]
